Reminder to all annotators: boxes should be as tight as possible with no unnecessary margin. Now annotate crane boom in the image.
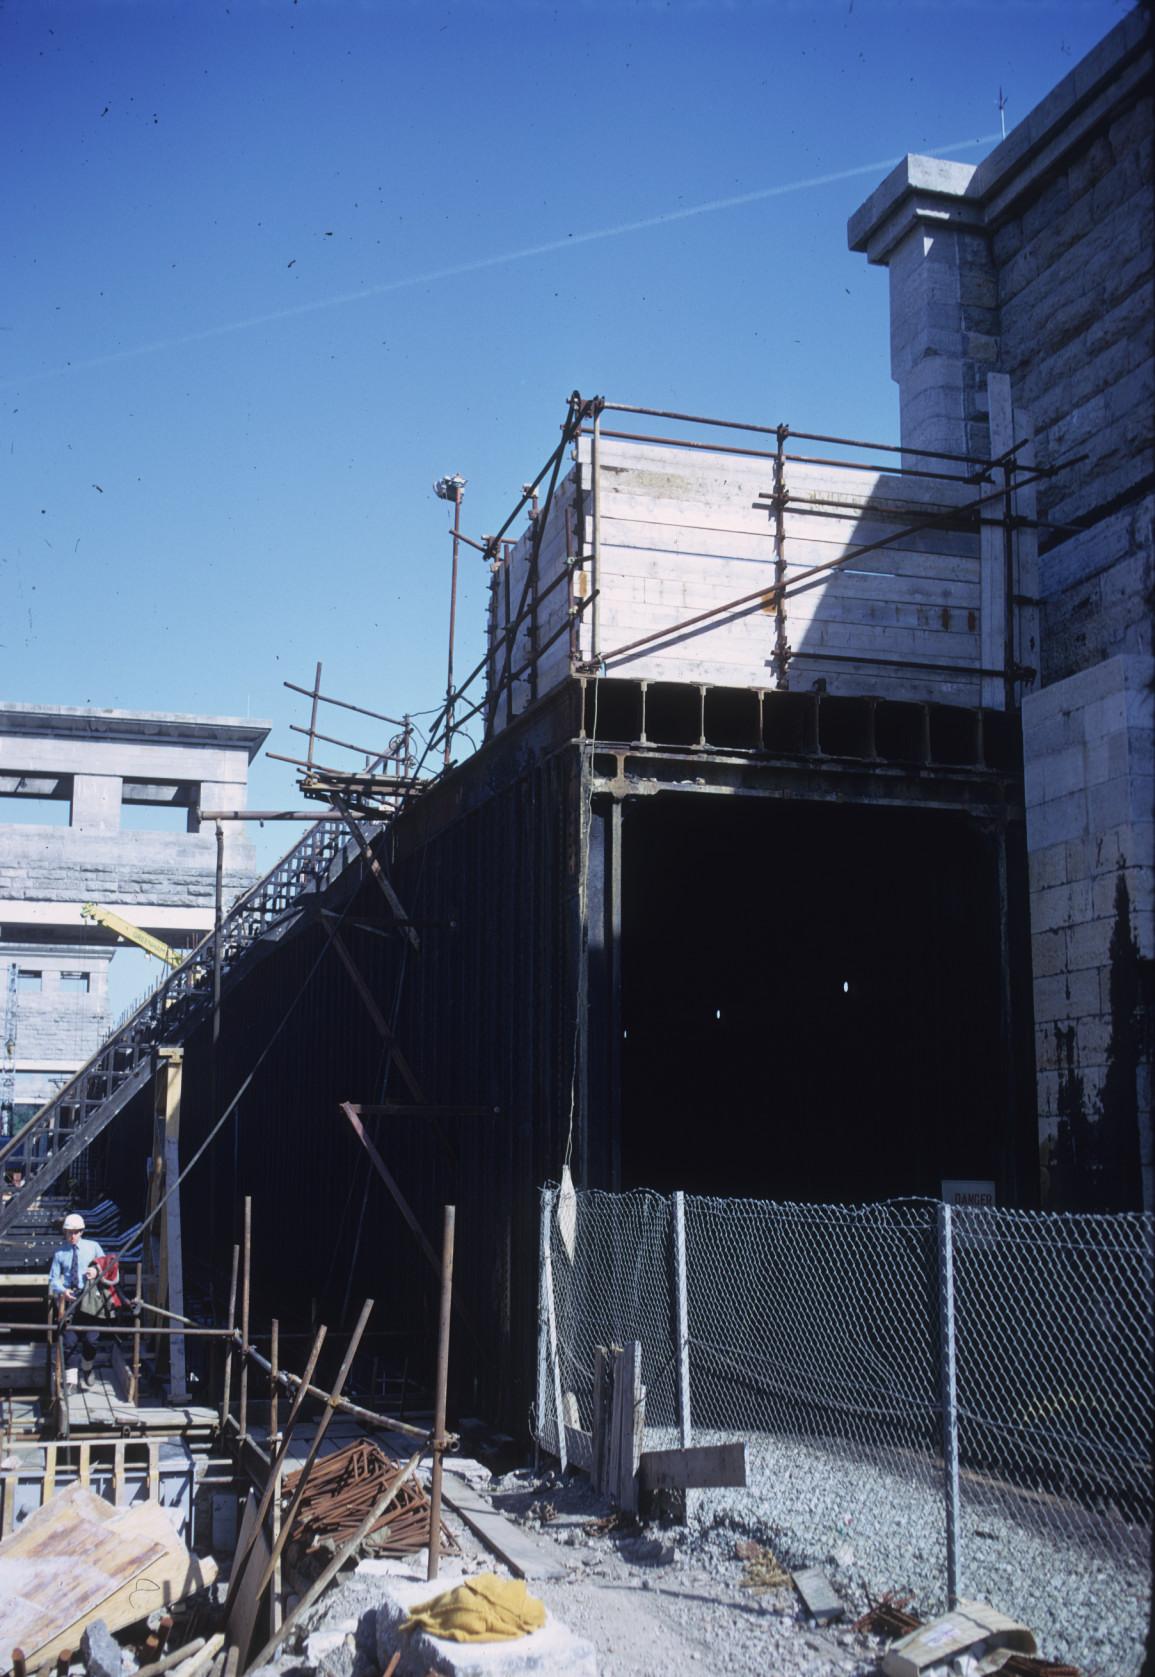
[80,904,184,968]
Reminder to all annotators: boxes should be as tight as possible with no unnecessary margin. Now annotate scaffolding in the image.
[396,392,1069,772]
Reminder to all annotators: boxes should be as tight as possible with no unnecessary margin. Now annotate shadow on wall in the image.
[1047,870,1151,1212]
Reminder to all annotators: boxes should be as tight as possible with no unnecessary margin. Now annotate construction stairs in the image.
[0,816,369,1240]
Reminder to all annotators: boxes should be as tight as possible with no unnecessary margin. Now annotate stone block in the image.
[963,332,999,364]
[1026,792,1088,851]
[1091,863,1148,923]
[1035,1067,1059,1121]
[1059,835,1086,885]
[1027,842,1067,892]
[79,1619,128,1677]
[1023,755,1046,809]
[1042,746,1091,803]
[1088,776,1132,832]
[1031,928,1067,979]
[1034,967,1102,1024]
[1129,773,1154,824]
[369,1560,597,1677]
[1032,879,1092,935]
[1065,917,1112,972]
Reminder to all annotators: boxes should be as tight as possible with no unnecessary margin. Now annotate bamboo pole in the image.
[238,1198,251,1441]
[426,1205,455,1582]
[250,1299,375,1602]
[219,1244,239,1432]
[224,1324,327,1609]
[130,1260,143,1406]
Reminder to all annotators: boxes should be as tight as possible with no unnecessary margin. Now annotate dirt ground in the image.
[469,1469,883,1677]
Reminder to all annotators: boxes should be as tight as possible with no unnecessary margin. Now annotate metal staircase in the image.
[0,816,356,1237]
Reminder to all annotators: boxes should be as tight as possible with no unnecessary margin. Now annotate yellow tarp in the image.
[404,1572,547,1643]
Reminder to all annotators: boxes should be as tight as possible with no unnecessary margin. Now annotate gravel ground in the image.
[268,1448,1149,1677]
[674,1429,1150,1677]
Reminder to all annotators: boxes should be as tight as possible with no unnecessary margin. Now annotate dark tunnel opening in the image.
[618,792,1021,1203]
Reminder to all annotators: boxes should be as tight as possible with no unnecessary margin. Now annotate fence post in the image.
[937,1202,961,1609]
[673,1191,692,1448]
[536,1189,550,1464]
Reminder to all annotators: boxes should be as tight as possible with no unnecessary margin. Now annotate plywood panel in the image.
[0,1485,165,1664]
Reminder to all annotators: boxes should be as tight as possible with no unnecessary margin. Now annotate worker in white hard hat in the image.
[48,1212,105,1388]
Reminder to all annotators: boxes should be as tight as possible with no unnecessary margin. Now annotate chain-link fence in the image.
[535,1187,1153,1677]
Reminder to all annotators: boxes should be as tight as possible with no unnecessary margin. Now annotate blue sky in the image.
[2,0,1131,935]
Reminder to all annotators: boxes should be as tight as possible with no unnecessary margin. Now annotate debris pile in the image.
[734,1537,790,1593]
[854,1592,922,1639]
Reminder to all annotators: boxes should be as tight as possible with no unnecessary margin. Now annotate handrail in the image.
[0,814,362,1225]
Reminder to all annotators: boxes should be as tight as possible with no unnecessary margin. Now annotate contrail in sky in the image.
[6,135,998,388]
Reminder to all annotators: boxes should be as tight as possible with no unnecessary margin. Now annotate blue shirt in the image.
[49,1236,105,1296]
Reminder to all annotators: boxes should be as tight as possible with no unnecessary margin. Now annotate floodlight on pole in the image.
[434,476,467,767]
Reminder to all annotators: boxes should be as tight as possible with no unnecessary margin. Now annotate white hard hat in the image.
[63,1213,85,1231]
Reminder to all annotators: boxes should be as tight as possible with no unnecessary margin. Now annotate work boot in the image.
[81,1362,97,1390]
[65,1367,79,1388]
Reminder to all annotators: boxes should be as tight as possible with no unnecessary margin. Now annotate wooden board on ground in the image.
[0,1480,217,1672]
[440,1472,568,1582]
[792,1566,844,1624]
[639,1441,748,1494]
[0,1483,166,1665]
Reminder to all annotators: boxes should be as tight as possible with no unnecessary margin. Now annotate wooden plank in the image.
[564,1425,593,1472]
[612,1342,643,1515]
[440,1472,568,1581]
[112,1439,125,1506]
[639,1441,748,1493]
[225,1490,270,1661]
[78,1442,90,1489]
[591,1346,609,1497]
[792,1566,844,1624]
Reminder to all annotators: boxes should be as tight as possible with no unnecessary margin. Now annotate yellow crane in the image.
[80,904,184,968]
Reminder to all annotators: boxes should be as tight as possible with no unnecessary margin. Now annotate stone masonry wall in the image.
[849,14,1153,1210]
[1023,654,1154,1210]
[0,826,257,912]
[990,81,1153,684]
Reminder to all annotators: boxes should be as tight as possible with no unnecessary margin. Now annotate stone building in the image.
[0,703,268,1126]
[849,8,1153,1208]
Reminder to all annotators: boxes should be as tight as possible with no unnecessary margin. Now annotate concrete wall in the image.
[849,10,1154,1208]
